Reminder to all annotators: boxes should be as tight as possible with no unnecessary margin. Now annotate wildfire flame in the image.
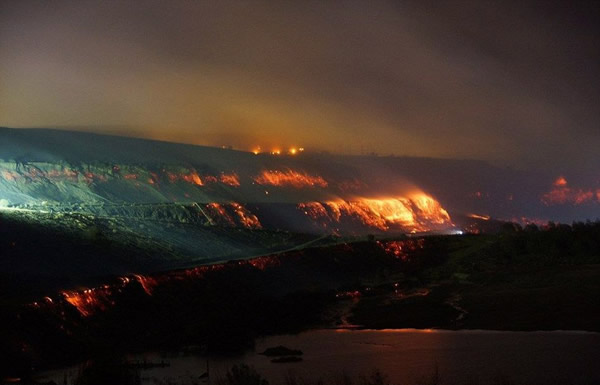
[60,274,160,316]
[554,176,568,187]
[0,167,89,183]
[62,287,113,317]
[298,193,451,233]
[133,274,158,295]
[541,176,600,206]
[232,203,262,229]
[379,239,425,261]
[206,202,235,226]
[219,172,240,187]
[411,194,452,224]
[181,172,204,186]
[205,202,262,229]
[47,255,281,317]
[468,213,490,221]
[254,169,328,188]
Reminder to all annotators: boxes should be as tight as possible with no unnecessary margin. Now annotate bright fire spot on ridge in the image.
[542,176,600,206]
[554,176,568,187]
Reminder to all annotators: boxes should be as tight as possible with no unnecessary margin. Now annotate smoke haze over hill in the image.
[1,1,598,176]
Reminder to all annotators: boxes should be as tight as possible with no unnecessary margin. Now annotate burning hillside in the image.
[1,127,599,241]
[298,193,452,234]
[254,169,328,188]
[28,238,424,318]
[0,129,459,237]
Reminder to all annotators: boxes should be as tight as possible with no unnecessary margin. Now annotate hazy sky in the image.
[1,0,598,174]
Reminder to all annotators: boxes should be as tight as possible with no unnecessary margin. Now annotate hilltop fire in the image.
[541,176,600,206]
[254,169,328,188]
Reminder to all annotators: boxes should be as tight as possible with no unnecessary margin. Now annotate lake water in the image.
[38,329,600,385]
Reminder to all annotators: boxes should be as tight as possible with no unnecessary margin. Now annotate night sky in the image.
[1,1,598,175]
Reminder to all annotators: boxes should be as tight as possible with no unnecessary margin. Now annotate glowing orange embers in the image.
[298,193,451,233]
[468,213,490,221]
[133,274,158,295]
[205,202,262,229]
[231,203,262,229]
[554,176,568,187]
[52,255,282,317]
[3,165,237,188]
[158,170,242,187]
[62,287,113,317]
[60,274,160,317]
[254,169,328,188]
[219,172,240,187]
[0,166,83,183]
[541,176,600,206]
[379,239,425,261]
[181,171,204,186]
[246,255,281,270]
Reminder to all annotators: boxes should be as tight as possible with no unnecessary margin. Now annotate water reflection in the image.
[37,329,600,385]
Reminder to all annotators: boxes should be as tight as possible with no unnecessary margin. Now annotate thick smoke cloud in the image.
[1,0,598,176]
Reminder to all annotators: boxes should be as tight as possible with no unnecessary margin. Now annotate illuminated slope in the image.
[1,127,598,232]
[0,128,457,235]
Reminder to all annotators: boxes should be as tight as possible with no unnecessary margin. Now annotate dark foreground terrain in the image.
[1,218,599,383]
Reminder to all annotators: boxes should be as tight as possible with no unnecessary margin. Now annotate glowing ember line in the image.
[219,172,240,187]
[468,213,490,221]
[62,288,112,317]
[43,256,283,317]
[133,274,158,295]
[59,274,160,317]
[181,172,203,186]
[254,169,328,188]
[205,202,262,229]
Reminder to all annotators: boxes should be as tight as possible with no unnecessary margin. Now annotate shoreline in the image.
[28,328,600,382]
[4,228,600,380]
[30,328,600,385]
